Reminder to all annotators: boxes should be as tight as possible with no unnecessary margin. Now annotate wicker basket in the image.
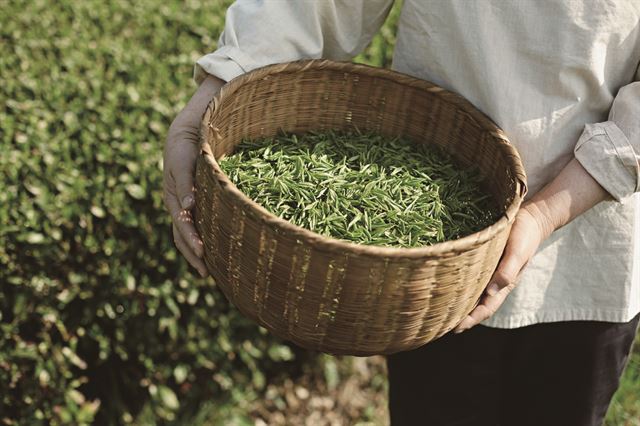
[195,60,526,356]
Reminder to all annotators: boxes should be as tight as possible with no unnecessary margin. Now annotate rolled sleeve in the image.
[574,82,640,202]
[194,0,394,85]
[195,45,260,84]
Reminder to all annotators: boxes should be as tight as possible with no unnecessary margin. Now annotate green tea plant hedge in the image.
[0,0,310,423]
[0,0,403,422]
[2,0,639,424]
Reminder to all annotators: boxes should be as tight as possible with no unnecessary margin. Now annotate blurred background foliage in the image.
[0,0,637,425]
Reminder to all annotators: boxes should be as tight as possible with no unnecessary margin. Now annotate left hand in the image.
[453,202,554,333]
[452,157,610,333]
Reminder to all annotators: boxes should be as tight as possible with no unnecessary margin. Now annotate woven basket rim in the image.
[199,59,527,259]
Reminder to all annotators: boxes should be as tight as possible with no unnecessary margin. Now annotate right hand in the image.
[163,75,225,277]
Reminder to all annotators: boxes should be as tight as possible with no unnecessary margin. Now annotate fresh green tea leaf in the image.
[219,132,498,247]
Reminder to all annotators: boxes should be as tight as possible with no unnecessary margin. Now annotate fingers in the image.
[175,164,195,210]
[489,255,524,295]
[453,284,513,333]
[452,238,524,333]
[164,190,204,258]
[165,168,207,278]
[169,136,198,210]
[452,232,528,333]
[164,126,199,210]
[452,248,521,333]
[173,224,208,278]
[452,207,548,334]
[163,124,201,257]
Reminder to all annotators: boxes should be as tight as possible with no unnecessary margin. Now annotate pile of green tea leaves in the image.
[219,132,499,247]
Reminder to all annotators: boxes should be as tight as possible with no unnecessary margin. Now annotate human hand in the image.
[453,203,552,333]
[163,75,225,277]
[452,158,610,333]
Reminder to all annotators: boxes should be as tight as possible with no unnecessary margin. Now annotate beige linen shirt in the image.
[195,1,640,328]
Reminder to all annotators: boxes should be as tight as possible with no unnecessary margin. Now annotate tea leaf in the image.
[219,132,499,247]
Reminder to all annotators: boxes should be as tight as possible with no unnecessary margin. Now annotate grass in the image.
[606,338,640,425]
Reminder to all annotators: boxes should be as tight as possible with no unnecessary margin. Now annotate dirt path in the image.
[250,356,389,426]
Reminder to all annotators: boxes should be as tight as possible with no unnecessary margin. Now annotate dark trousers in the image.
[387,314,640,426]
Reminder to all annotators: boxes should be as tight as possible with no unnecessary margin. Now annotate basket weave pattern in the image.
[195,60,526,356]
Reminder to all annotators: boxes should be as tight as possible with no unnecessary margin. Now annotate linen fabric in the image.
[195,0,640,328]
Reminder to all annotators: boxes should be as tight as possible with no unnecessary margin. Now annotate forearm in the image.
[195,0,394,84]
[174,75,225,130]
[524,158,611,238]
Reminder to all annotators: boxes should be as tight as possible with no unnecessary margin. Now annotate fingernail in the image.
[486,282,500,296]
[181,195,195,209]
[454,328,465,334]
[193,238,204,258]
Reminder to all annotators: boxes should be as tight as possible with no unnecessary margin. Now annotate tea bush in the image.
[0,0,402,423]
[4,0,635,424]
[0,0,307,423]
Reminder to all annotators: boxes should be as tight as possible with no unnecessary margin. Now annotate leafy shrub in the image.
[0,0,405,422]
[0,0,311,423]
[3,0,638,424]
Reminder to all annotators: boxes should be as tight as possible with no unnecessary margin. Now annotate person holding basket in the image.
[164,1,640,424]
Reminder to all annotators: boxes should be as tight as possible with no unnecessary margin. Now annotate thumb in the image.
[175,169,195,210]
[486,245,525,296]
[172,147,198,210]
